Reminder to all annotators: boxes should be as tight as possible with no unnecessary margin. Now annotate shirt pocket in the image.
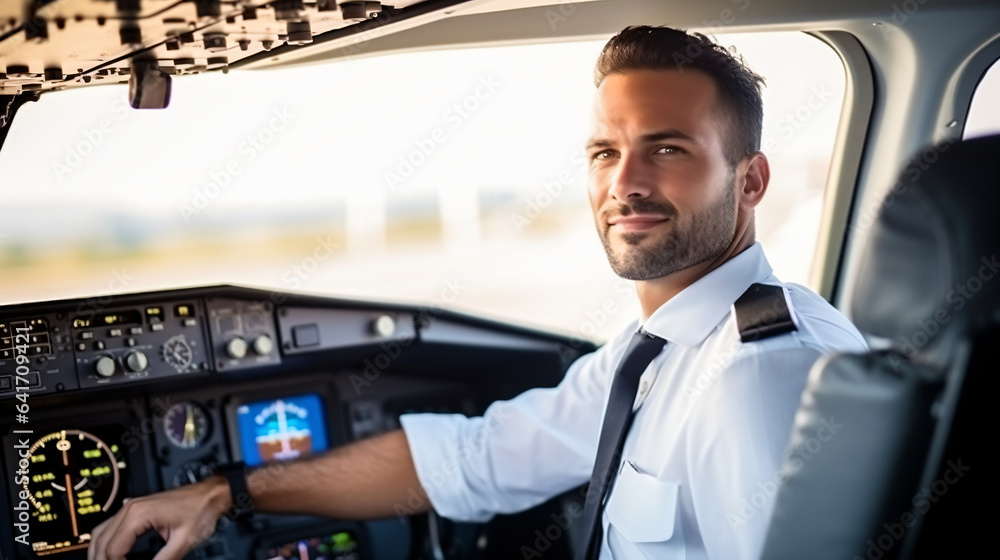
[604,461,686,560]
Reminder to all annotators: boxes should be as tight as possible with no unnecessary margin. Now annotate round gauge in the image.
[172,461,215,488]
[163,402,211,449]
[161,335,194,372]
[22,429,126,555]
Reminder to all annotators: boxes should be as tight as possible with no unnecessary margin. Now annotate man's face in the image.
[587,69,738,281]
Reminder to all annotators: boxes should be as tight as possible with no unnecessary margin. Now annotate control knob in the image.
[252,334,273,356]
[226,337,248,359]
[94,356,117,378]
[125,351,149,373]
[372,314,395,337]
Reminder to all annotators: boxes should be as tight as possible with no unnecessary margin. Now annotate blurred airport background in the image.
[1,32,857,341]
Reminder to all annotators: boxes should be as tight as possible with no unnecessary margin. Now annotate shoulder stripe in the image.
[733,283,799,343]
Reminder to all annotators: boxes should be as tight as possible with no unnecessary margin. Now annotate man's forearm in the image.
[210,429,430,520]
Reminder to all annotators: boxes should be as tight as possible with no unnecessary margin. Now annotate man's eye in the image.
[655,146,681,154]
[592,150,616,160]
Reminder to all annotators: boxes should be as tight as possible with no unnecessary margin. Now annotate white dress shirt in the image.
[400,242,868,559]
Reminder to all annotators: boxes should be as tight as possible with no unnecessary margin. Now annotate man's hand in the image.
[88,476,231,560]
[87,430,427,560]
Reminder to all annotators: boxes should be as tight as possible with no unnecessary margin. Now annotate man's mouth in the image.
[607,215,669,232]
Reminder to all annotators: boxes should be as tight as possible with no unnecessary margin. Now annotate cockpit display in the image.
[235,394,329,467]
[8,426,128,556]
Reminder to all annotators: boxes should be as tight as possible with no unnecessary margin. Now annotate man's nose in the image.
[607,151,654,201]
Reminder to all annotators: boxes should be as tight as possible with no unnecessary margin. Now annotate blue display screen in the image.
[235,393,329,467]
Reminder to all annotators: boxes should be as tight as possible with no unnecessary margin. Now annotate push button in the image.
[292,324,320,348]
[24,371,40,387]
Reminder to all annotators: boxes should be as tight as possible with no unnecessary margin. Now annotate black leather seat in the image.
[760,133,999,560]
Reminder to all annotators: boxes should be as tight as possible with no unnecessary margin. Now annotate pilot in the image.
[89,26,867,560]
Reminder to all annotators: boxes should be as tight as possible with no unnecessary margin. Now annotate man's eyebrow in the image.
[640,129,695,143]
[585,138,612,151]
[585,129,695,150]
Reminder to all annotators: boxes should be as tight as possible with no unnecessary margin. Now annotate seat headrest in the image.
[851,133,1000,368]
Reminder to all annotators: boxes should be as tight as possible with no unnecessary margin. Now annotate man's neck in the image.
[635,230,756,322]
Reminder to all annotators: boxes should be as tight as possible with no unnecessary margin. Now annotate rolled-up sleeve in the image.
[400,335,625,522]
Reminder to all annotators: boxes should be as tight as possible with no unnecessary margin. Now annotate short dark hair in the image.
[594,26,765,168]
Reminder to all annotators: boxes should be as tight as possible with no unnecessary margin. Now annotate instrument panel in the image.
[0,284,588,560]
[3,401,156,559]
[0,296,281,398]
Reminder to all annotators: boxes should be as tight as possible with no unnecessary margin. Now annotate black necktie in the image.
[576,329,667,560]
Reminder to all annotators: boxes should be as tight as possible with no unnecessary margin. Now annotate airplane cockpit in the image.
[2,0,999,559]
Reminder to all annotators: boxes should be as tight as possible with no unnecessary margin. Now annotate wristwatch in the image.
[215,462,254,521]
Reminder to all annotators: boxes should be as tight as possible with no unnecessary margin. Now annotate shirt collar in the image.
[640,242,774,347]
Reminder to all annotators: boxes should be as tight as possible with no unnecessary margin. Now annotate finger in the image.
[89,519,102,560]
[90,508,130,560]
[102,504,155,560]
[151,530,195,560]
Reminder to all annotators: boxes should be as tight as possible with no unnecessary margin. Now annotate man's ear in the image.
[737,151,769,209]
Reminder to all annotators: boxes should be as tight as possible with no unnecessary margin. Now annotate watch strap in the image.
[216,462,254,521]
